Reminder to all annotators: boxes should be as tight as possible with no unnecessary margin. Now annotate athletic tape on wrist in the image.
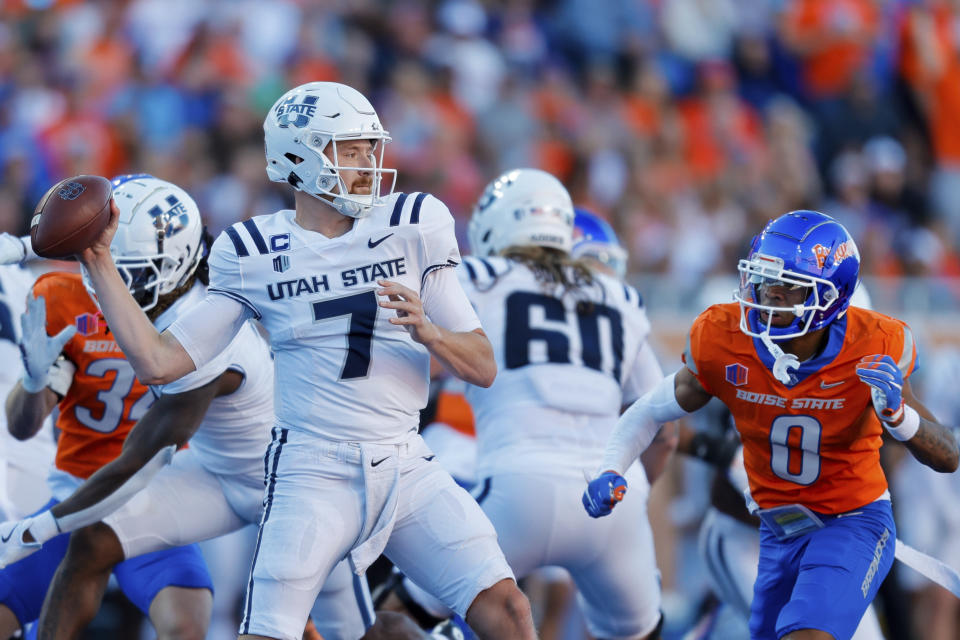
[885,405,920,442]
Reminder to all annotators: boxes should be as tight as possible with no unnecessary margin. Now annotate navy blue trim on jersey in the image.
[242,427,288,635]
[477,258,497,279]
[389,193,409,227]
[353,573,375,629]
[421,260,459,286]
[409,192,428,224]
[224,227,249,258]
[242,219,269,255]
[208,288,262,320]
[463,258,478,282]
[750,314,847,387]
[472,477,492,504]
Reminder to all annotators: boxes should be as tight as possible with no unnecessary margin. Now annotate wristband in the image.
[25,510,60,545]
[884,405,920,442]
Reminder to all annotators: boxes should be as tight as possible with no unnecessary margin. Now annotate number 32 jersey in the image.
[206,192,465,443]
[33,273,154,479]
[683,303,917,514]
[458,257,657,477]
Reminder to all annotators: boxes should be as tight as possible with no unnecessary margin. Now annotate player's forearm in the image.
[4,381,55,440]
[425,328,496,388]
[81,254,185,383]
[49,445,175,531]
[903,418,959,473]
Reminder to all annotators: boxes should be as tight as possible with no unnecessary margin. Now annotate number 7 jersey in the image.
[205,192,467,442]
[683,303,918,514]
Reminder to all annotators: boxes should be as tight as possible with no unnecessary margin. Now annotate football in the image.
[30,175,113,259]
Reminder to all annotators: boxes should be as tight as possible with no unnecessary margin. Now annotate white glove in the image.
[0,510,58,568]
[0,233,27,265]
[19,295,76,393]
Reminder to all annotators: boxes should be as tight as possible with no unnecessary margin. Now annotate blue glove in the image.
[582,471,628,518]
[855,354,903,423]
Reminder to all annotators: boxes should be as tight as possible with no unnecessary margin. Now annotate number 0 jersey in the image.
[202,192,470,443]
[32,273,154,479]
[458,256,659,478]
[683,303,917,514]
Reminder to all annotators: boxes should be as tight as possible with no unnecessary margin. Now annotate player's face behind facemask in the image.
[263,82,397,219]
[734,209,860,342]
[81,174,205,316]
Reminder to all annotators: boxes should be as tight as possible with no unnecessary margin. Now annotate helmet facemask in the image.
[735,253,840,341]
[292,133,397,218]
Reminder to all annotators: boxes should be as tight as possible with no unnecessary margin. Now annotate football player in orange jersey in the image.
[584,210,959,640]
[0,175,214,640]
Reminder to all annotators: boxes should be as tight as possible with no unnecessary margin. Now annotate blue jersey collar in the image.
[751,314,847,387]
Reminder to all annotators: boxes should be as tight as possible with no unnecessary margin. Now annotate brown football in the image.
[30,175,113,259]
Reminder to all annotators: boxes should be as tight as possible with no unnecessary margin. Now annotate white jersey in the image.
[153,283,274,476]
[0,266,56,472]
[458,256,659,477]
[206,192,462,443]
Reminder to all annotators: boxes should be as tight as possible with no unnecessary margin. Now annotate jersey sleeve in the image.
[421,266,481,334]
[681,309,715,395]
[622,340,664,405]
[416,195,462,286]
[166,293,252,372]
[894,320,919,379]
[159,321,253,395]
[207,231,262,319]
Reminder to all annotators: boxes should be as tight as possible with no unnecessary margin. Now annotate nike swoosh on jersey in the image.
[368,233,393,249]
[0,529,14,544]
[422,455,436,462]
[371,456,389,467]
[820,380,846,389]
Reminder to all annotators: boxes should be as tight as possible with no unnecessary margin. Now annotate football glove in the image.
[582,470,628,518]
[0,233,26,265]
[19,295,76,393]
[856,354,904,423]
[0,510,58,568]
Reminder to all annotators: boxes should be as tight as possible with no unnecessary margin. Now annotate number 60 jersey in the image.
[457,257,658,479]
[203,192,470,443]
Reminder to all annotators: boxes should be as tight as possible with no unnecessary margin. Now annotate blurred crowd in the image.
[2,0,960,292]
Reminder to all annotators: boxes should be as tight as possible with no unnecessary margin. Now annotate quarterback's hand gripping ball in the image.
[582,470,628,518]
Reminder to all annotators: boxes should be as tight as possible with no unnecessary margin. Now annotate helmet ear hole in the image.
[284,153,305,165]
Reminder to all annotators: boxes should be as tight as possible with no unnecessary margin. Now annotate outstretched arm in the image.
[47,370,242,531]
[77,200,196,384]
[584,367,713,518]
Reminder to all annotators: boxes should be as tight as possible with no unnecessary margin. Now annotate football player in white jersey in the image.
[0,264,56,521]
[459,169,666,640]
[0,176,382,640]
[66,82,535,640]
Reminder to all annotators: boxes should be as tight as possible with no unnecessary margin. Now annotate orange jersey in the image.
[32,273,154,479]
[683,303,917,514]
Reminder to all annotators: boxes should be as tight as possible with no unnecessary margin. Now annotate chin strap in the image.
[760,333,799,385]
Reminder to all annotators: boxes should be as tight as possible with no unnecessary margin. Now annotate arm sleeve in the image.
[417,195,462,285]
[421,267,482,334]
[167,294,251,371]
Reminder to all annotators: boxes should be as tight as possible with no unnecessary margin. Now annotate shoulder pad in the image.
[387,192,447,227]
[460,256,510,288]
[223,218,271,258]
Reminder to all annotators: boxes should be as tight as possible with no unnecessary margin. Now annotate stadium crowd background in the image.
[2,0,960,639]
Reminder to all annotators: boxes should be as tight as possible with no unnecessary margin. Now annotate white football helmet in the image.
[264,82,396,218]
[82,174,204,311]
[467,168,574,256]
